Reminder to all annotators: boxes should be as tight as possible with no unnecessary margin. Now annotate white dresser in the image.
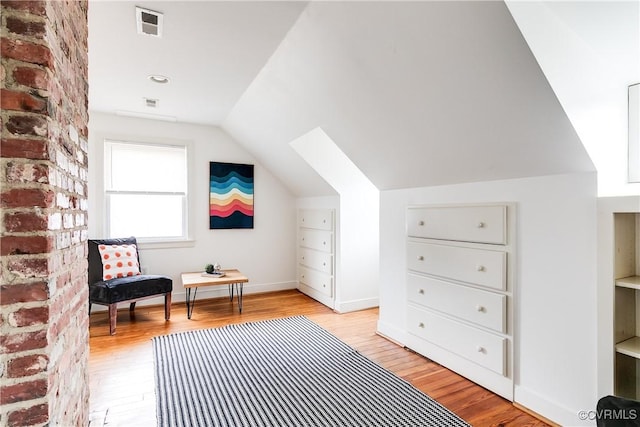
[297,209,335,308]
[405,204,515,400]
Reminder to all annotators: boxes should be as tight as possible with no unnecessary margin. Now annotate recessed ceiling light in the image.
[149,74,170,84]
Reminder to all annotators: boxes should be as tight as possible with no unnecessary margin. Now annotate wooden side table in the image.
[180,269,249,319]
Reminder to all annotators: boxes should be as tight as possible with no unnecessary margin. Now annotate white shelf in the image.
[616,276,640,290]
[617,336,640,359]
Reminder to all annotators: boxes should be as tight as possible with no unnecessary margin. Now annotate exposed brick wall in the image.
[0,1,89,426]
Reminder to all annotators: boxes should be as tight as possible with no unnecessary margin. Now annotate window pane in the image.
[109,194,184,238]
[107,142,186,192]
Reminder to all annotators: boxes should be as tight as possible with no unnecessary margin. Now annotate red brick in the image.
[1,89,48,113]
[0,329,47,353]
[0,138,49,159]
[9,306,49,327]
[1,188,54,208]
[6,16,46,39]
[1,1,46,15]
[5,161,49,183]
[12,66,49,90]
[3,211,48,232]
[0,282,49,305]
[0,37,52,67]
[5,114,48,137]
[7,257,49,278]
[1,235,52,255]
[0,378,47,405]
[7,354,48,378]
[7,403,49,427]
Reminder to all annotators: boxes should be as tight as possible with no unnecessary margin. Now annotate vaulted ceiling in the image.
[89,1,637,197]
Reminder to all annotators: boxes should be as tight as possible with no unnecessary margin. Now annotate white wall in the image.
[88,112,297,306]
[378,172,598,426]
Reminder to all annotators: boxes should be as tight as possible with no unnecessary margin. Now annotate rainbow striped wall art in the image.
[209,162,254,229]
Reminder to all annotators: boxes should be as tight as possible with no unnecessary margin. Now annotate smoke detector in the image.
[136,6,163,37]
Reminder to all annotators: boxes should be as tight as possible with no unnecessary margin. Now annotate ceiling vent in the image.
[136,6,163,37]
[144,98,159,108]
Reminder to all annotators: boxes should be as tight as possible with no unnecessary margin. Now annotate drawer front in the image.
[299,209,333,231]
[407,241,506,290]
[408,274,506,333]
[299,248,333,275]
[299,266,333,297]
[407,305,506,375]
[407,205,506,244]
[300,229,333,253]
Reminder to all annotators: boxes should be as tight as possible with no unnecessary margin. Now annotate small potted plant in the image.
[205,264,215,274]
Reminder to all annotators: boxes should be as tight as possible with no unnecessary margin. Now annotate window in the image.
[104,140,188,241]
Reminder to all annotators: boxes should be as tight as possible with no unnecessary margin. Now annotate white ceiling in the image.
[88,1,636,197]
[88,1,307,124]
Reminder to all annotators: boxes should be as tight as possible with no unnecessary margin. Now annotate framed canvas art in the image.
[209,162,254,229]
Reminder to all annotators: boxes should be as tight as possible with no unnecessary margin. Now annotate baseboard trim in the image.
[334,297,379,313]
[514,385,589,426]
[91,281,298,312]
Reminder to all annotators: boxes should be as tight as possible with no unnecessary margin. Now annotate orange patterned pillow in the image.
[98,244,141,280]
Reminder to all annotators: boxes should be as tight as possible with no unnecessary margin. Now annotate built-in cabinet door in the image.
[299,209,333,231]
[407,305,506,375]
[407,273,506,333]
[407,205,506,244]
[300,229,333,253]
[407,241,506,291]
[299,266,333,297]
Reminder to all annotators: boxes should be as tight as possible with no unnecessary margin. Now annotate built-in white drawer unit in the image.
[407,305,506,375]
[299,266,333,297]
[299,247,332,275]
[405,203,514,400]
[407,241,506,291]
[408,273,506,333]
[298,209,336,308]
[407,205,506,244]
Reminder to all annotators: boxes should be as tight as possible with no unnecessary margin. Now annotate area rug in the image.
[152,316,470,427]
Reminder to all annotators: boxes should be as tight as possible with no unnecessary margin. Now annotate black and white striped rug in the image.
[152,316,470,427]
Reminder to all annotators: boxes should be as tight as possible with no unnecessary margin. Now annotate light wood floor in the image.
[89,289,549,427]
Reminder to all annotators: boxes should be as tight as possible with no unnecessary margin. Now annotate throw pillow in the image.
[98,244,141,280]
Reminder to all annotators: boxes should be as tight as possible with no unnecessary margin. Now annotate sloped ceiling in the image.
[222,1,595,196]
[88,1,598,198]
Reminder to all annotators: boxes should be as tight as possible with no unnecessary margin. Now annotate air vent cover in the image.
[136,6,163,37]
[144,98,158,108]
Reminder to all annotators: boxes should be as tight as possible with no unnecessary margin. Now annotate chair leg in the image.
[108,303,117,335]
[89,303,92,315]
[165,293,171,320]
[129,302,136,312]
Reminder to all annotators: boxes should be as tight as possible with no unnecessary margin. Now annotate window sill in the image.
[137,239,195,250]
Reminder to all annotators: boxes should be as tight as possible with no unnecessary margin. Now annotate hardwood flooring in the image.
[89,289,549,427]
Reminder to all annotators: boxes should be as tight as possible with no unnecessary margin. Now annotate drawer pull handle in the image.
[301,256,305,260]
[417,255,424,261]
[322,262,326,266]
[418,289,425,294]
[418,220,425,226]
[418,322,425,328]
[477,222,485,228]
[302,237,305,241]
[323,241,326,245]
[476,305,485,312]
[476,265,485,272]
[476,346,485,353]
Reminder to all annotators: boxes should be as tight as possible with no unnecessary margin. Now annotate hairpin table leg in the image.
[186,287,198,319]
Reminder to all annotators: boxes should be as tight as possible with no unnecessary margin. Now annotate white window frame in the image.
[103,138,193,247]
